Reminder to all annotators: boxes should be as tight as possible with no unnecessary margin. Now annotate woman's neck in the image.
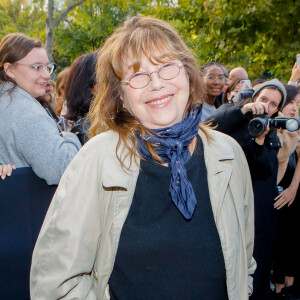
[205,95,216,106]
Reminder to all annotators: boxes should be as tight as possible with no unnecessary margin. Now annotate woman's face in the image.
[203,66,225,97]
[227,82,241,102]
[120,56,190,129]
[255,88,282,117]
[282,94,300,117]
[5,47,50,98]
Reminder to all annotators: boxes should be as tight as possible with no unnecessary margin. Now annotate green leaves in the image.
[1,0,298,81]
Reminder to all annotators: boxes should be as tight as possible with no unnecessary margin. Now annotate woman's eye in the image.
[32,65,41,71]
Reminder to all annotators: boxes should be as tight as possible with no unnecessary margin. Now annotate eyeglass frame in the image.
[14,62,57,75]
[203,75,226,83]
[120,62,184,89]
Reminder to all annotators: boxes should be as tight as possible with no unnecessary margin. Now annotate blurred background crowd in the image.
[0,1,300,299]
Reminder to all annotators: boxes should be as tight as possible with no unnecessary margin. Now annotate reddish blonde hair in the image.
[53,67,70,116]
[89,16,207,166]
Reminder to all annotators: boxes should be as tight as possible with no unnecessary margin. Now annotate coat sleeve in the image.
[14,103,82,185]
[30,145,102,300]
[210,104,247,135]
[240,147,256,295]
[244,133,280,180]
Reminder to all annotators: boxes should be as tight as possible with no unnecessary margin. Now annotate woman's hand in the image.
[274,185,298,209]
[0,164,16,180]
[241,102,269,115]
[289,62,300,84]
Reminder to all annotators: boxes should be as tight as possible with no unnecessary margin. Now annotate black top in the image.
[109,136,228,300]
[210,104,280,299]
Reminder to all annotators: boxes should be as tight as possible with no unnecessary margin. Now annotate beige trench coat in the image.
[30,128,256,300]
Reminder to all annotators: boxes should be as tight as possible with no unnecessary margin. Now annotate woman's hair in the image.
[223,78,242,104]
[251,78,266,90]
[48,79,55,89]
[199,62,224,75]
[54,67,70,116]
[89,16,206,166]
[64,52,97,121]
[282,85,299,110]
[0,33,42,92]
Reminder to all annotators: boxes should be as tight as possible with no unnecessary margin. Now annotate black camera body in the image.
[248,113,300,137]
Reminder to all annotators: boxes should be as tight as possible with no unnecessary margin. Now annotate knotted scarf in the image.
[137,107,202,219]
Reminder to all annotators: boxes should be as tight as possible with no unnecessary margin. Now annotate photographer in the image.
[210,79,287,300]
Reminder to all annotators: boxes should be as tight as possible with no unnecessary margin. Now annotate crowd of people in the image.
[0,16,300,300]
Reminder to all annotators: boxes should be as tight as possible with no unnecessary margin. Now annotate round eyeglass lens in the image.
[130,73,151,89]
[159,64,180,79]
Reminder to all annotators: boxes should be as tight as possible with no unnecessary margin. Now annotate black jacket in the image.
[211,103,281,299]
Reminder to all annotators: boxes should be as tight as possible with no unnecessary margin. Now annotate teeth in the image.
[147,95,172,105]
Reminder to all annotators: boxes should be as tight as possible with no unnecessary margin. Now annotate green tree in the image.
[142,0,300,81]
[1,0,299,81]
[52,0,149,70]
[0,0,46,40]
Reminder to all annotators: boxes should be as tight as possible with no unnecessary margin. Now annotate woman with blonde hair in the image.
[53,66,70,116]
[31,16,255,300]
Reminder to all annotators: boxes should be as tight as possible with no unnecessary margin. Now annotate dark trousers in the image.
[0,167,56,300]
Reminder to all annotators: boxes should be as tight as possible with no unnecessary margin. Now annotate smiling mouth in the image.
[146,95,173,105]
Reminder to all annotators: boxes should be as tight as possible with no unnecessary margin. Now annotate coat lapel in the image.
[102,132,140,190]
[199,129,234,218]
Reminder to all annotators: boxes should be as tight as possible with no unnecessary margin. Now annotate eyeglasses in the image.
[120,62,183,89]
[204,75,226,83]
[14,63,56,75]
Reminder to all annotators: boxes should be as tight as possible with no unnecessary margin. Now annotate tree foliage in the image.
[0,0,299,81]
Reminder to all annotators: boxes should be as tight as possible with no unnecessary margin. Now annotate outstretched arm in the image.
[274,158,300,209]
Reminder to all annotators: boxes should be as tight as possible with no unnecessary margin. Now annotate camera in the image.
[248,113,300,137]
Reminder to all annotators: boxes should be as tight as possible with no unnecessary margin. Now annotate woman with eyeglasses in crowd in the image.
[31,17,255,300]
[0,33,81,185]
[199,62,227,122]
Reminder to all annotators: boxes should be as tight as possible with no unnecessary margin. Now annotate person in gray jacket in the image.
[0,33,82,185]
[31,17,255,299]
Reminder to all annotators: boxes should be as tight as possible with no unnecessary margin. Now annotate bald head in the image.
[229,67,248,83]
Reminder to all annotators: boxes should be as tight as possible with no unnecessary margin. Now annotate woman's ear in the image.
[4,62,15,79]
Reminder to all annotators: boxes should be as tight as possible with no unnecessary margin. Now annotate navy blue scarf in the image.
[137,107,202,219]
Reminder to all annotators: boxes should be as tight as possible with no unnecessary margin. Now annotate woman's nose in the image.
[149,72,166,90]
[41,69,51,79]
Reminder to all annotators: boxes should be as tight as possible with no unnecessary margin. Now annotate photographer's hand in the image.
[241,102,268,115]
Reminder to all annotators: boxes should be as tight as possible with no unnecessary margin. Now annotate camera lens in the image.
[248,119,266,136]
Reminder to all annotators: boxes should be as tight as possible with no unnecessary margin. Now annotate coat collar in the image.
[102,128,235,203]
